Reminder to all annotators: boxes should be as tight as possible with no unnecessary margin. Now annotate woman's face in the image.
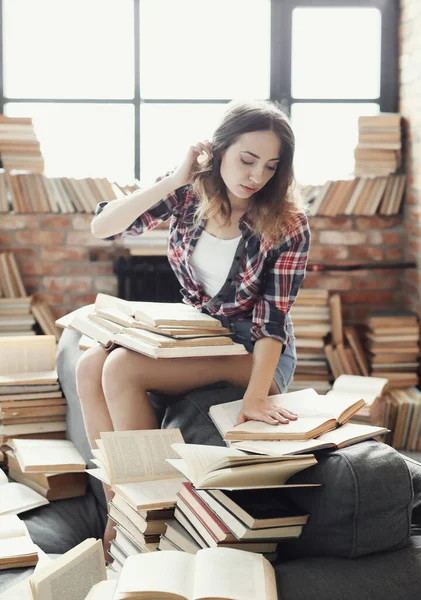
[220,130,281,200]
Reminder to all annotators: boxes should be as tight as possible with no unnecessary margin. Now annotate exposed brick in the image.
[309,216,354,230]
[93,276,118,295]
[348,246,384,261]
[318,231,367,245]
[0,233,13,247]
[341,291,397,305]
[66,231,110,246]
[69,293,98,307]
[40,247,88,261]
[0,215,39,230]
[70,215,93,231]
[384,247,406,260]
[67,263,114,276]
[15,231,65,246]
[39,216,73,229]
[308,246,349,261]
[43,276,92,293]
[20,262,64,276]
[355,216,402,230]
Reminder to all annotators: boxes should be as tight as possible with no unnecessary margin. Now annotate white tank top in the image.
[190,230,242,299]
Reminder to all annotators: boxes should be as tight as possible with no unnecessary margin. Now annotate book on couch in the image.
[0,514,39,570]
[113,546,277,600]
[209,388,368,441]
[87,428,186,511]
[166,442,318,489]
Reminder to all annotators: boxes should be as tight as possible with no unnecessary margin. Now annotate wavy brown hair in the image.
[192,100,304,244]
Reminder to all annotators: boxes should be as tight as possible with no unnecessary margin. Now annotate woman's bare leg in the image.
[101,347,279,430]
[75,346,116,561]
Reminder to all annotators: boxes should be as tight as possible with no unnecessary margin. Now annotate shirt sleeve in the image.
[92,172,185,242]
[251,212,311,347]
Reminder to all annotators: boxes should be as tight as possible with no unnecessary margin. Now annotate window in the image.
[0,0,398,185]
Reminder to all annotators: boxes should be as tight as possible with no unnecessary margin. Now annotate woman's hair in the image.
[192,99,304,244]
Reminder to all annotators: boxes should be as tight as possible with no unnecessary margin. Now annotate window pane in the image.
[3,0,134,99]
[291,103,379,185]
[140,103,227,184]
[5,103,134,184]
[139,0,270,99]
[292,8,381,99]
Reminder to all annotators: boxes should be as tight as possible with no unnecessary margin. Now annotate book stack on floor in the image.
[354,113,402,177]
[163,442,317,560]
[364,311,420,388]
[303,172,406,217]
[30,296,61,341]
[0,115,44,174]
[3,536,280,600]
[4,438,87,500]
[86,429,186,573]
[381,387,421,451]
[209,388,388,456]
[289,289,331,393]
[0,252,36,336]
[324,293,372,382]
[57,293,248,360]
[0,335,67,444]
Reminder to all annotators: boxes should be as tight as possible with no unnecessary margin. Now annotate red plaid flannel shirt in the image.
[96,181,310,347]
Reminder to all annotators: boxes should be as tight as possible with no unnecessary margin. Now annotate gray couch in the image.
[1,327,421,599]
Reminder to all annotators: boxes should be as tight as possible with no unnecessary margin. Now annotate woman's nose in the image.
[249,166,264,184]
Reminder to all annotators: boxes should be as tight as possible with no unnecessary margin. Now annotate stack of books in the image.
[86,429,186,573]
[0,252,36,337]
[0,115,44,173]
[304,173,406,217]
[364,311,420,388]
[57,293,248,360]
[164,443,316,560]
[0,335,67,444]
[0,167,136,214]
[4,536,280,600]
[289,289,331,393]
[5,439,87,501]
[382,387,421,451]
[354,113,402,177]
[30,297,61,340]
[324,294,372,381]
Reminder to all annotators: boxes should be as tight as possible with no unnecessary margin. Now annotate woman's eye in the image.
[240,158,254,166]
[267,166,276,172]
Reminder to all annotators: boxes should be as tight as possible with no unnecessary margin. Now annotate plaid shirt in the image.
[97,181,310,347]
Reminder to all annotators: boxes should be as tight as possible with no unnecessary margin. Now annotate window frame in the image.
[0,0,399,181]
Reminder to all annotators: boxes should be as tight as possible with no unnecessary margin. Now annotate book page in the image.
[0,483,49,515]
[227,416,335,439]
[194,547,276,600]
[313,422,388,446]
[100,429,185,484]
[0,514,28,539]
[55,304,95,329]
[0,370,57,386]
[231,438,330,456]
[114,551,195,599]
[29,539,106,600]
[84,580,117,600]
[330,375,388,404]
[69,314,114,347]
[13,439,86,471]
[0,336,56,375]
[113,477,185,509]
[0,536,38,560]
[171,443,248,481]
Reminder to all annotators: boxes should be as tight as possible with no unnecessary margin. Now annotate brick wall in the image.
[400,0,421,316]
[0,212,407,322]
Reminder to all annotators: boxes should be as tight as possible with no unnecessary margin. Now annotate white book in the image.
[11,439,86,473]
[0,467,49,515]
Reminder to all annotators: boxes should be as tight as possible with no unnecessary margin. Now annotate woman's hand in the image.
[170,141,213,188]
[236,395,298,426]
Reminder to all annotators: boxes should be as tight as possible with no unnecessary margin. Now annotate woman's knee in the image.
[75,346,109,396]
[101,348,148,394]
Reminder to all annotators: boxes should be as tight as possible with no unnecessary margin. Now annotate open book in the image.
[0,335,57,387]
[57,300,247,359]
[0,466,49,515]
[326,374,388,405]
[87,429,186,510]
[166,443,318,489]
[0,514,39,570]
[113,547,277,600]
[28,538,106,600]
[209,388,367,441]
[10,439,86,473]
[230,422,389,456]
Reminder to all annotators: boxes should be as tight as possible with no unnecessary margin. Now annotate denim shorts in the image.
[218,315,297,394]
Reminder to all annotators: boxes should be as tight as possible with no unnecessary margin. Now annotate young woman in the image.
[76,99,310,554]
